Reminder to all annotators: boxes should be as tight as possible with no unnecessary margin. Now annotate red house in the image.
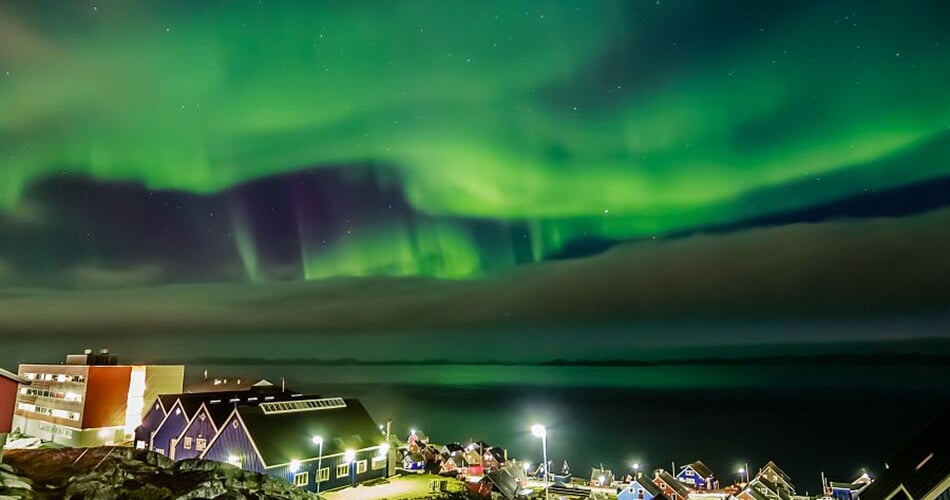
[1,367,30,462]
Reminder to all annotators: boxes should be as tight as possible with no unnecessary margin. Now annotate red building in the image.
[1,367,30,462]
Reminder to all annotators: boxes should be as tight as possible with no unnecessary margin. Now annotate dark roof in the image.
[632,476,666,497]
[160,388,305,421]
[684,461,715,479]
[486,462,531,500]
[861,408,950,500]
[655,469,691,496]
[752,476,790,500]
[237,397,384,467]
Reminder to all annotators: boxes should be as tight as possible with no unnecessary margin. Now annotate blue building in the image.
[619,475,669,500]
[135,394,178,450]
[677,461,718,490]
[142,381,295,459]
[201,397,389,492]
[172,401,234,460]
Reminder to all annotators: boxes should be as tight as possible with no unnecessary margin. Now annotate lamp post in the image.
[633,463,641,481]
[312,435,324,494]
[531,424,549,500]
[344,449,356,489]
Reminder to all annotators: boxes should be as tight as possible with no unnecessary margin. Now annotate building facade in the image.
[201,397,389,492]
[13,350,183,447]
[1,367,30,462]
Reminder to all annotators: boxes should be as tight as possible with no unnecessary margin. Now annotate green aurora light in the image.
[1,0,949,281]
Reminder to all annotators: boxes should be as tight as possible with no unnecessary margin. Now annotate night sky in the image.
[1,0,949,357]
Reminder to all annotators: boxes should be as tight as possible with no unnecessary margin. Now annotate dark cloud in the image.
[2,208,948,338]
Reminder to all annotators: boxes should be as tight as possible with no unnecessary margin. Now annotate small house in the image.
[403,452,426,472]
[757,461,796,496]
[828,473,873,500]
[591,467,616,487]
[619,476,669,500]
[677,461,718,490]
[654,469,692,500]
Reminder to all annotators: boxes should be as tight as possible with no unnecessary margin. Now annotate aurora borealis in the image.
[1,0,950,349]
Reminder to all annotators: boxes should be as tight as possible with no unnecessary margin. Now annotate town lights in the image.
[379,442,390,455]
[633,463,641,477]
[524,462,532,472]
[289,459,301,473]
[531,424,549,500]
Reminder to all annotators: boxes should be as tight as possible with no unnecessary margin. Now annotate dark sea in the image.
[194,363,950,493]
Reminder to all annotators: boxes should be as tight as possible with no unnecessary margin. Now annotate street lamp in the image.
[344,449,357,488]
[312,436,324,494]
[531,424,549,500]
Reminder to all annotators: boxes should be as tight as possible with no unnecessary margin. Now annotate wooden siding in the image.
[266,448,386,493]
[0,377,19,433]
[151,404,189,457]
[620,480,660,500]
[174,406,217,460]
[136,399,166,446]
[202,413,265,473]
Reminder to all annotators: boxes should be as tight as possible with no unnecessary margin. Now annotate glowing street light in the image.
[289,459,301,473]
[531,424,549,500]
[312,436,324,494]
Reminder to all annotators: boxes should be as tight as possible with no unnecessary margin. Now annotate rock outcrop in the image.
[2,448,319,500]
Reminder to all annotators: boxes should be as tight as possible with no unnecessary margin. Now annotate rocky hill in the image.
[0,447,319,499]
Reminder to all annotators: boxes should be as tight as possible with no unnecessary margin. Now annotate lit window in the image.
[336,463,350,478]
[294,472,309,487]
[184,437,193,450]
[317,467,330,482]
[195,438,207,451]
[356,460,368,474]
[372,456,387,470]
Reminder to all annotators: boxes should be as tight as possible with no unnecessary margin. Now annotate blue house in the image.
[201,397,389,492]
[135,394,178,450]
[677,461,718,490]
[147,382,296,459]
[619,476,668,500]
[172,401,233,460]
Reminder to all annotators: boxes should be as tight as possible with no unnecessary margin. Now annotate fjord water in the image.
[197,363,950,493]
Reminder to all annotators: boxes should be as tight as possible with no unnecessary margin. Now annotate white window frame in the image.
[372,456,387,470]
[317,467,330,482]
[337,463,350,478]
[183,437,193,450]
[195,438,207,451]
[356,459,368,474]
[294,471,309,487]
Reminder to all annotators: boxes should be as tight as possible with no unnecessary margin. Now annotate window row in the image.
[16,402,80,421]
[22,373,86,383]
[19,387,83,402]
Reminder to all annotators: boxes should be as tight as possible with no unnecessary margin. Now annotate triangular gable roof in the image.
[860,408,950,500]
[759,461,795,492]
[0,367,29,385]
[761,461,792,484]
[237,397,383,467]
[656,469,691,497]
[630,477,666,497]
[683,461,715,479]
